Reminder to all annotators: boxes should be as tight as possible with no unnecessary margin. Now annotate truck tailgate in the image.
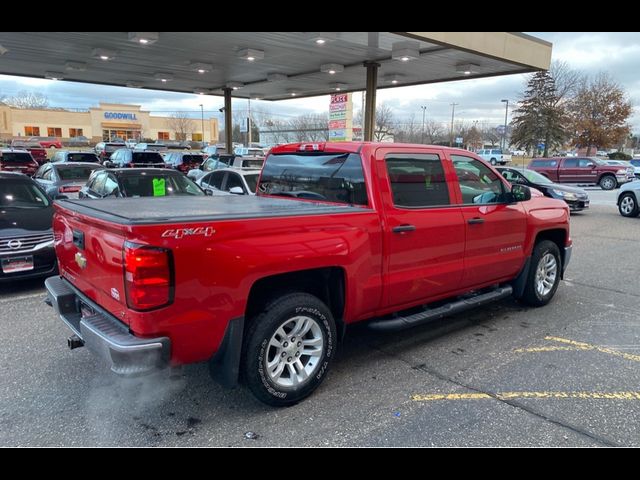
[53,203,130,324]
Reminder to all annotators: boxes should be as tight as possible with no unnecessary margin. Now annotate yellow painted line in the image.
[513,346,584,353]
[412,391,640,402]
[545,336,640,363]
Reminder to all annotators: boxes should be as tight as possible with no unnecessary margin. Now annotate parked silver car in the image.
[617,179,640,217]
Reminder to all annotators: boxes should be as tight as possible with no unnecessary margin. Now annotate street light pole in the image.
[449,103,458,147]
[420,105,427,144]
[247,98,252,147]
[199,104,205,144]
[501,99,509,150]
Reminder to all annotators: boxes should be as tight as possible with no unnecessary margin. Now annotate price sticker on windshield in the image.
[152,178,166,196]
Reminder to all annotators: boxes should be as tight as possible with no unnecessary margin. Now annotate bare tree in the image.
[549,60,582,106]
[2,90,49,109]
[373,103,395,141]
[166,112,195,141]
[424,120,446,144]
[288,113,329,142]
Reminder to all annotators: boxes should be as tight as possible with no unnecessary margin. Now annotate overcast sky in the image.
[1,32,639,131]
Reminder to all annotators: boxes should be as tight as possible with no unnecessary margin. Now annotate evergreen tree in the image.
[510,71,568,157]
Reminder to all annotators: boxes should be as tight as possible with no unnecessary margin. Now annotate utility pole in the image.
[199,104,205,144]
[247,97,252,147]
[449,103,458,147]
[420,105,427,144]
[501,99,509,150]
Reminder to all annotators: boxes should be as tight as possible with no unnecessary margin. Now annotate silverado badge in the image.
[74,252,87,269]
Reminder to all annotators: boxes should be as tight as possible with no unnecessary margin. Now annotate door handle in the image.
[467,217,485,225]
[392,224,416,233]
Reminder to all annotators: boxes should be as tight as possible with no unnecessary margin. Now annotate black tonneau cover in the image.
[56,195,371,225]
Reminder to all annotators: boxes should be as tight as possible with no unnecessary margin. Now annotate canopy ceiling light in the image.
[92,48,117,61]
[193,88,210,95]
[128,32,159,45]
[384,73,404,85]
[189,62,213,74]
[65,61,87,71]
[320,63,344,75]
[267,73,287,82]
[391,41,420,62]
[306,32,337,45]
[456,63,480,75]
[0,44,8,56]
[125,81,143,88]
[226,81,244,90]
[331,83,348,91]
[44,71,64,81]
[249,93,264,100]
[238,48,264,61]
[154,72,173,82]
[287,89,298,97]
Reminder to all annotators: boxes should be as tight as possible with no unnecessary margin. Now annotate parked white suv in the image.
[477,148,512,165]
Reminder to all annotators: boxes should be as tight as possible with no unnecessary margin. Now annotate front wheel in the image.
[599,175,617,190]
[619,192,640,217]
[521,240,562,307]
[242,292,337,406]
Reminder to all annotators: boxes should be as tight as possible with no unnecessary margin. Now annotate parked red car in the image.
[29,136,63,149]
[0,149,40,176]
[45,142,571,406]
[527,156,634,190]
[10,141,48,165]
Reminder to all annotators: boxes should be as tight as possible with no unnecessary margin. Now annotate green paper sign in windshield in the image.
[152,178,166,196]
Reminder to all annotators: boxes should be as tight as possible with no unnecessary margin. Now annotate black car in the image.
[497,167,590,211]
[34,162,104,198]
[105,148,166,168]
[0,172,58,281]
[79,168,206,199]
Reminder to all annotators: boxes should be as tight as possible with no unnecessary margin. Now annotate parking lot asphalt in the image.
[1,191,639,447]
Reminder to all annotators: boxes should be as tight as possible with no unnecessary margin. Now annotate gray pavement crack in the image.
[565,279,638,298]
[367,343,622,447]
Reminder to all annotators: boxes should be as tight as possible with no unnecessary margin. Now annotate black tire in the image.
[490,158,497,165]
[599,175,617,190]
[242,292,337,407]
[619,192,640,217]
[521,240,562,307]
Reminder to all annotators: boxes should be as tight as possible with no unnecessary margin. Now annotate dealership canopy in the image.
[0,32,551,144]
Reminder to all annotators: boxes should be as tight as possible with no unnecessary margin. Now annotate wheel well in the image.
[534,229,566,263]
[599,173,615,181]
[245,267,346,334]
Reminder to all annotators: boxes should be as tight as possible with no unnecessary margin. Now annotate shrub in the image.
[608,151,631,160]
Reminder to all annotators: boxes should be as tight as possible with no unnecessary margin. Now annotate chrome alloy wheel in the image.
[620,195,635,215]
[535,253,558,297]
[264,316,324,388]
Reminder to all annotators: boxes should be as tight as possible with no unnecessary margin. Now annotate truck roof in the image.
[269,142,475,156]
[56,196,370,225]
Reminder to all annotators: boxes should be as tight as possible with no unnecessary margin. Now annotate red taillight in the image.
[59,185,81,193]
[123,242,173,311]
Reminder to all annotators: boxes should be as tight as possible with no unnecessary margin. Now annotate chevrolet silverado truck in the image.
[45,142,572,406]
[528,156,634,190]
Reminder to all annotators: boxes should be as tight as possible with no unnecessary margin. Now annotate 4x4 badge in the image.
[162,227,215,239]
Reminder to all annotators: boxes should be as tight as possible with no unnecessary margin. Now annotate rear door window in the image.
[384,153,450,207]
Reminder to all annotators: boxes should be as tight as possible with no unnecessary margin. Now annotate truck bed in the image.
[56,195,370,225]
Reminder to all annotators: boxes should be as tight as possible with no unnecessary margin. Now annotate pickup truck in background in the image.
[45,142,571,406]
[476,148,512,165]
[528,156,635,190]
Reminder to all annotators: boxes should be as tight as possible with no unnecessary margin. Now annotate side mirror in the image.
[229,186,244,195]
[103,161,113,168]
[204,189,213,196]
[511,184,531,202]
[53,193,69,200]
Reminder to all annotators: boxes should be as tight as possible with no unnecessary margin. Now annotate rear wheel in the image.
[521,240,561,307]
[490,158,497,165]
[242,292,336,406]
[619,192,640,217]
[599,175,617,190]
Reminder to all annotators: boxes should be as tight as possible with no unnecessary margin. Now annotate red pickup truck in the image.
[45,142,571,406]
[528,156,634,190]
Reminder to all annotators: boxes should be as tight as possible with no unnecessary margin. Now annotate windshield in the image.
[242,159,264,169]
[67,153,99,163]
[120,173,204,197]
[259,152,368,206]
[0,180,50,208]
[521,169,554,184]
[1,152,33,163]
[57,166,102,180]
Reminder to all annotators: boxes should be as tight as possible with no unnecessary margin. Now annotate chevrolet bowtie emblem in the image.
[75,252,87,269]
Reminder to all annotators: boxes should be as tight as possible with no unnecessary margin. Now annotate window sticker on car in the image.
[152,178,166,196]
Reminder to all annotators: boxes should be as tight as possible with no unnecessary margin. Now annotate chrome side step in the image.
[368,286,513,332]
